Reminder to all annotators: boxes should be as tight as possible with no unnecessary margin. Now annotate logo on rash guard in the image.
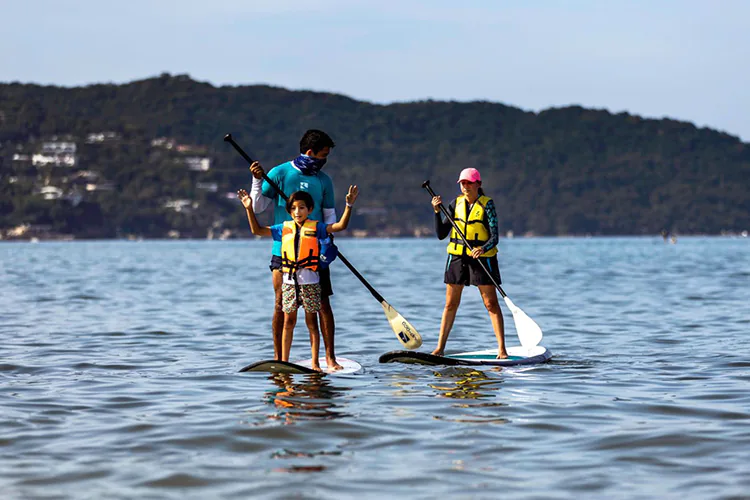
[300,182,309,190]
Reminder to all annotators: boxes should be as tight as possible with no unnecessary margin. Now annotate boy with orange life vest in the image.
[237,187,359,371]
[248,130,340,370]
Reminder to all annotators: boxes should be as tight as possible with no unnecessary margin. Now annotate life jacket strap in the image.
[449,236,488,247]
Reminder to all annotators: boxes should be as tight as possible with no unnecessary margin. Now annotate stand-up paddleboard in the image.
[240,360,317,374]
[379,345,551,367]
[240,357,362,375]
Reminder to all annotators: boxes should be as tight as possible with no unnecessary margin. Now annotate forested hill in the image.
[1,73,749,239]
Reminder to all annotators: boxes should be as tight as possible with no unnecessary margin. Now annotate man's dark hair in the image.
[299,129,335,154]
[286,191,315,213]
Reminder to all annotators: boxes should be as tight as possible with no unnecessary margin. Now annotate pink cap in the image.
[457,168,481,183]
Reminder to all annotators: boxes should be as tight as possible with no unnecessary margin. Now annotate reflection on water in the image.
[381,373,422,397]
[272,465,327,474]
[429,367,510,424]
[271,449,342,459]
[429,367,504,400]
[263,373,351,424]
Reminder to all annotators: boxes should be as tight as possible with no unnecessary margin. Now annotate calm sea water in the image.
[1,237,749,499]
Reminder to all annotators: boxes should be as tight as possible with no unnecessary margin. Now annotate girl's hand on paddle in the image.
[431,196,442,213]
[470,247,484,259]
[237,189,252,209]
[249,161,264,179]
[346,185,359,205]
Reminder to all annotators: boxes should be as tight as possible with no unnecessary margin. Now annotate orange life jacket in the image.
[280,219,320,275]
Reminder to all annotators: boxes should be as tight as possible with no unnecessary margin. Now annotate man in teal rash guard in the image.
[249,129,342,370]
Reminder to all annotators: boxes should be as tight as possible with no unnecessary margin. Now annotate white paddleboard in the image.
[295,356,362,374]
[240,357,361,375]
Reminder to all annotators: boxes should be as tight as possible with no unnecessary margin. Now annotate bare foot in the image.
[311,361,322,372]
[327,358,343,371]
[497,350,508,359]
[431,348,444,356]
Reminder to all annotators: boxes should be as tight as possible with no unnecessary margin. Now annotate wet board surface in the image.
[239,357,361,375]
[379,345,552,367]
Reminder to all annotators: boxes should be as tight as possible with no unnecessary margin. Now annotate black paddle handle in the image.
[422,180,507,298]
[224,134,288,202]
[224,133,386,303]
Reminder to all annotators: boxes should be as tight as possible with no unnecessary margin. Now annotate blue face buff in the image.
[293,154,327,175]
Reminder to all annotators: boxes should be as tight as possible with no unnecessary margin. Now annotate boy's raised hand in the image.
[237,189,253,210]
[346,185,359,205]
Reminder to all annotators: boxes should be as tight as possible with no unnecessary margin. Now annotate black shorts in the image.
[270,255,333,297]
[444,254,502,287]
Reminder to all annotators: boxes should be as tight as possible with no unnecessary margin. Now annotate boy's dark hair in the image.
[286,191,315,213]
[299,129,335,154]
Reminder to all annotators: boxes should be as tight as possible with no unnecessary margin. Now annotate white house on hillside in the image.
[38,186,63,200]
[163,199,195,212]
[32,153,77,167]
[185,157,211,171]
[42,141,77,154]
[86,132,120,143]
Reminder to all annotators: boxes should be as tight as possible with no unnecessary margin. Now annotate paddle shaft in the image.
[224,134,386,303]
[422,180,507,298]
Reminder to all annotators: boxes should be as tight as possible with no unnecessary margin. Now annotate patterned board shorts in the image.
[282,283,322,314]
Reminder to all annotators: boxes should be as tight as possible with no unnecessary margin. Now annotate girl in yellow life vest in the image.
[430,168,507,359]
[237,186,359,371]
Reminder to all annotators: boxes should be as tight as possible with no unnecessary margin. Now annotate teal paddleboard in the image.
[379,345,551,367]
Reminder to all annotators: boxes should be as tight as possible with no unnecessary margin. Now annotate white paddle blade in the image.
[503,296,543,349]
[381,302,422,349]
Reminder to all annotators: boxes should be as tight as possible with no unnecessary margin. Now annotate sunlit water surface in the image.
[1,237,749,499]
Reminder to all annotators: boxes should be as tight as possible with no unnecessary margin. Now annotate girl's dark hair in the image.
[286,191,315,213]
[300,129,336,154]
[478,187,485,196]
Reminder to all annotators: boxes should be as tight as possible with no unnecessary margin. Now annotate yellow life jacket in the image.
[281,219,320,274]
[447,195,498,257]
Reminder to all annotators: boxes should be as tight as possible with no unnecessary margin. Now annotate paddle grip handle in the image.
[224,134,288,202]
[421,180,507,298]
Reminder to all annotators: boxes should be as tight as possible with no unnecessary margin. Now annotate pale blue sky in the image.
[2,0,748,140]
